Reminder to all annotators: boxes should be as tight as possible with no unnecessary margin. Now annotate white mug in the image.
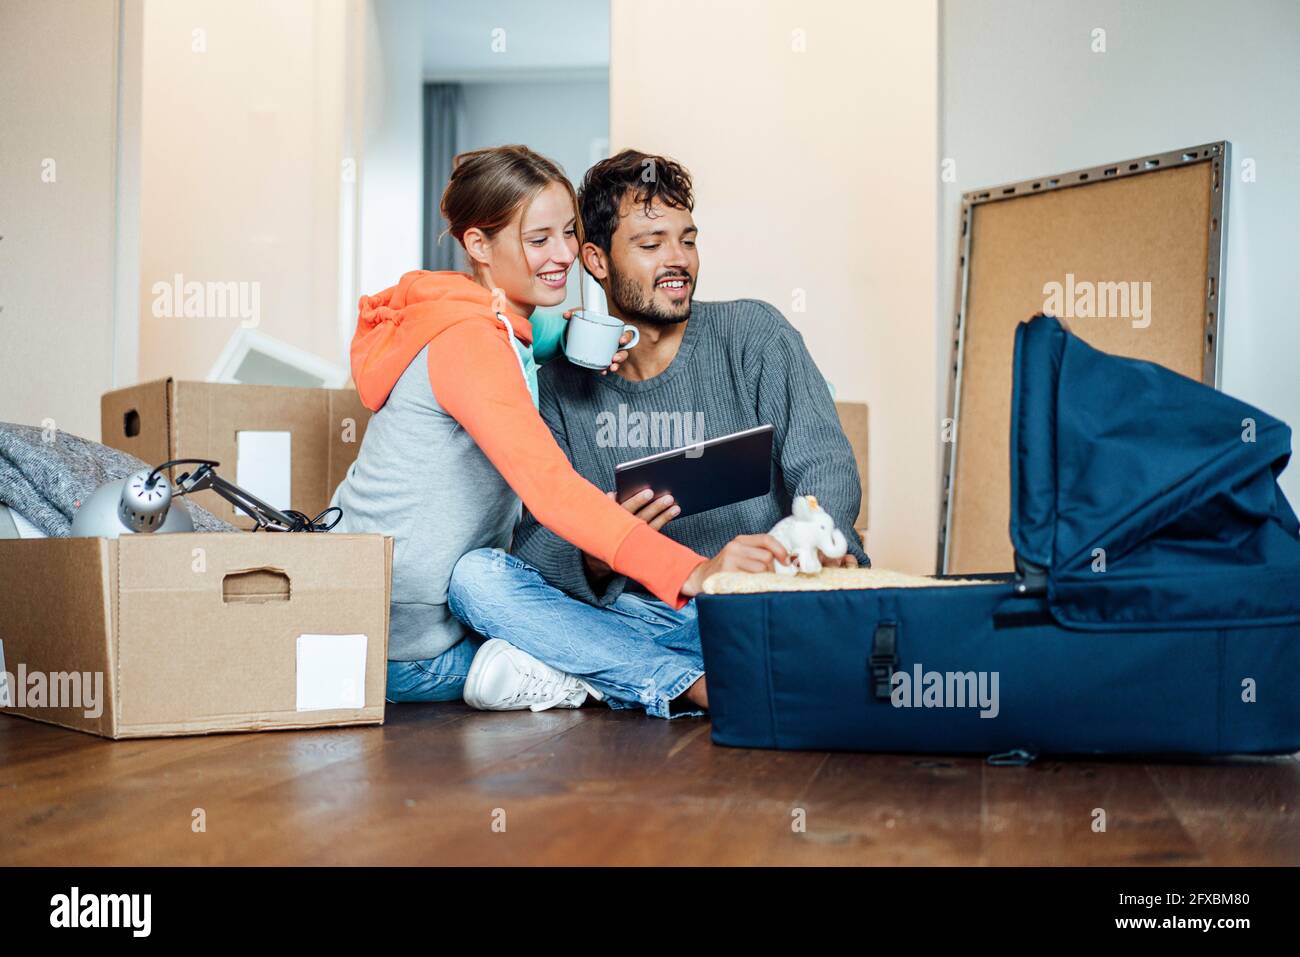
[565,309,640,369]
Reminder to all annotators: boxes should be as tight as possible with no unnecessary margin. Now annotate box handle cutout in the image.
[123,409,141,438]
[222,568,291,604]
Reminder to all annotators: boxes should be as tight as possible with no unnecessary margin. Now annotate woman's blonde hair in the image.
[440,145,583,261]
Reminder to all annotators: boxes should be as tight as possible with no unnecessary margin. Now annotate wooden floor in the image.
[3,704,1297,866]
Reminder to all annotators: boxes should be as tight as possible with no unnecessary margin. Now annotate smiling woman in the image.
[441,145,582,316]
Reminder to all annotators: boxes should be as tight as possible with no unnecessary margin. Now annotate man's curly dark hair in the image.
[578,149,695,254]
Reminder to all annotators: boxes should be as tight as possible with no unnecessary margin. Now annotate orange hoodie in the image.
[349,270,706,608]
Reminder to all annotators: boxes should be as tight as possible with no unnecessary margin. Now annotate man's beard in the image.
[608,265,693,325]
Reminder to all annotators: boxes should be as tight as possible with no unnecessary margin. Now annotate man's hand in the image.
[604,328,635,376]
[819,551,859,569]
[583,489,680,581]
[680,534,791,597]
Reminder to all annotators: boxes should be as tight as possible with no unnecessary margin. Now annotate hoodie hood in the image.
[350,270,533,411]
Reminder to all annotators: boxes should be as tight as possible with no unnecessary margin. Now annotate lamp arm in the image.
[174,463,300,532]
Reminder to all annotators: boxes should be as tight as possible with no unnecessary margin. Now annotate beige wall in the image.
[137,0,358,382]
[0,0,139,441]
[359,0,423,298]
[610,0,940,573]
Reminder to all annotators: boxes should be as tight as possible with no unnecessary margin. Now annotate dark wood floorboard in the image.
[2,706,1296,865]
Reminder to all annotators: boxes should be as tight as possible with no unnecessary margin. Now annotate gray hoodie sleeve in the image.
[509,386,630,607]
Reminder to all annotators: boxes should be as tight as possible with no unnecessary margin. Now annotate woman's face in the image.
[485,181,579,315]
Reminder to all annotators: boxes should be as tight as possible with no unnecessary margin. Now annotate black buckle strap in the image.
[1013,553,1049,596]
[869,621,898,701]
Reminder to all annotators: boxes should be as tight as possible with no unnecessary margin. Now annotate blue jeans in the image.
[447,548,705,719]
[386,634,483,703]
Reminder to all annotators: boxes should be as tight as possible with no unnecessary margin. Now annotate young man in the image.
[448,149,869,718]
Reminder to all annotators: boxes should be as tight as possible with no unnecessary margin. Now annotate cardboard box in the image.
[101,380,372,529]
[834,401,869,533]
[0,533,391,739]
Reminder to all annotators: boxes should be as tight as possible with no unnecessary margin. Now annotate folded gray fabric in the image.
[0,422,236,536]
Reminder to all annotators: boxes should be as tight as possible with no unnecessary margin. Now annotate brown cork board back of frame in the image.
[946,159,1217,575]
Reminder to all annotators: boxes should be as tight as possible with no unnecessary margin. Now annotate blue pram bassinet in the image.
[697,316,1300,755]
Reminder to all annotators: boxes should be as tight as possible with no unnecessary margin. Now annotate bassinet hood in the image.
[1009,315,1300,630]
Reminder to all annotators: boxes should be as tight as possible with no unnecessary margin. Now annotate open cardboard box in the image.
[833,401,869,539]
[0,532,391,739]
[100,379,372,530]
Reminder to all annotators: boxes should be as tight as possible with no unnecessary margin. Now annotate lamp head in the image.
[120,468,175,532]
[70,469,195,538]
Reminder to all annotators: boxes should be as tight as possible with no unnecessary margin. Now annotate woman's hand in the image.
[680,534,791,597]
[582,489,680,580]
[562,309,631,375]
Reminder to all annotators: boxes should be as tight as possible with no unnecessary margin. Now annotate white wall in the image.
[422,0,608,77]
[360,0,424,297]
[612,0,940,573]
[0,0,140,441]
[941,0,1300,504]
[460,80,608,195]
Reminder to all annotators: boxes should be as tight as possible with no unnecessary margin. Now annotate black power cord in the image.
[148,458,342,532]
[274,506,343,534]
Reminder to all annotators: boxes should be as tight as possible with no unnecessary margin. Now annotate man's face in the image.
[601,195,699,325]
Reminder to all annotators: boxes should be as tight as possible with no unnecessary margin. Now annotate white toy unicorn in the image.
[769,495,848,576]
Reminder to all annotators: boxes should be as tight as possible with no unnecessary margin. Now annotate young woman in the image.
[332,145,786,709]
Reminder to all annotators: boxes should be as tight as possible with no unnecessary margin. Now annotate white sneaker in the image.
[463,638,597,712]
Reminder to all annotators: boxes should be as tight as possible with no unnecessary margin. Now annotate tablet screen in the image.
[613,425,774,519]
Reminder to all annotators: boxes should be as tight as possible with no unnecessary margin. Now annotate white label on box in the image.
[296,634,368,712]
[0,640,10,707]
[236,430,292,511]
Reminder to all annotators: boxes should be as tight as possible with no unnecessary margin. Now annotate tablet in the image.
[613,424,774,519]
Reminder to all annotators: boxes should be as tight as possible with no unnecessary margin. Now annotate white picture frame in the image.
[207,328,349,389]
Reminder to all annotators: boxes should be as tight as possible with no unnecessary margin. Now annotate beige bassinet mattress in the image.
[702,567,1002,595]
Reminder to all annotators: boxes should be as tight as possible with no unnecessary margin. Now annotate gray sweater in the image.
[513,298,870,604]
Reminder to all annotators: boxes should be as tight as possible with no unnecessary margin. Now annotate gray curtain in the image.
[423,83,466,271]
